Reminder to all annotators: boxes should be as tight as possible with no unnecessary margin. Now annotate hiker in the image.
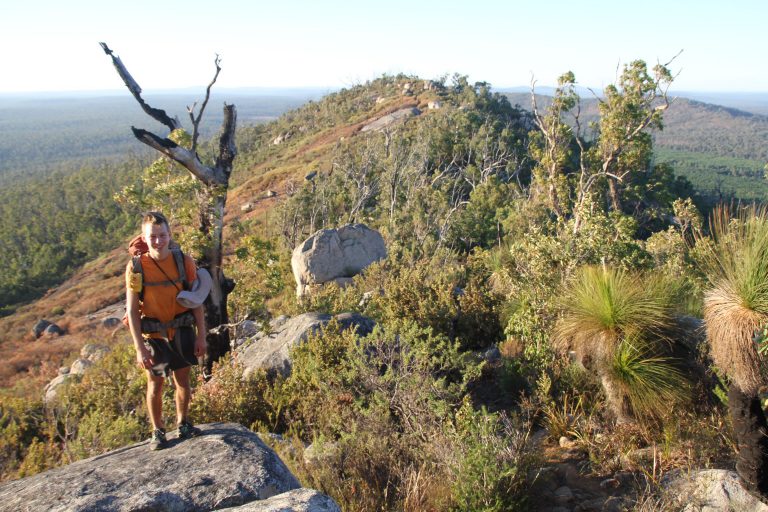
[126,211,207,451]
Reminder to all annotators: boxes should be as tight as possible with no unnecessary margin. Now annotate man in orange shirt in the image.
[126,212,207,450]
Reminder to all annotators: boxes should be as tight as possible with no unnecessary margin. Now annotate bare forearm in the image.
[193,306,206,338]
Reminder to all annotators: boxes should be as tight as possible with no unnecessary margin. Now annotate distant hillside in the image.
[676,91,768,116]
[505,93,768,161]
[505,92,768,201]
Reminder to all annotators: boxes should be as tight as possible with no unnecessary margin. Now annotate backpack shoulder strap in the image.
[131,255,143,274]
[131,255,144,302]
[171,248,190,291]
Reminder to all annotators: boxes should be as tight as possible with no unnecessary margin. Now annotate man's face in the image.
[142,222,171,258]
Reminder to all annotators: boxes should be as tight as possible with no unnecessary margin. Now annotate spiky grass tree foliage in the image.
[696,206,768,497]
[697,206,768,394]
[609,337,687,419]
[554,265,687,423]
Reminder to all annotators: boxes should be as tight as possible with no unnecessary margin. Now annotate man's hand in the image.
[194,334,207,358]
[136,345,154,370]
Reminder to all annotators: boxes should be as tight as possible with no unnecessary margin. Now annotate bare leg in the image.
[173,366,193,425]
[146,372,165,430]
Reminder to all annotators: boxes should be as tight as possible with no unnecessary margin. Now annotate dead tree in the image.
[100,43,236,372]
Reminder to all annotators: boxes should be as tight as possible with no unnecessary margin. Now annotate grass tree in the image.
[554,265,688,424]
[697,206,768,498]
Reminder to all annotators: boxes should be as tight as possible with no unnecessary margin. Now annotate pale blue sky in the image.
[1,0,765,93]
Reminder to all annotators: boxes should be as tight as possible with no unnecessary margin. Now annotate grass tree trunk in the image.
[600,374,634,425]
[728,384,768,498]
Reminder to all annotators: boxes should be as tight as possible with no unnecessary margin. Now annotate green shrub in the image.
[66,412,143,461]
[0,396,46,479]
[277,318,488,510]
[16,435,62,478]
[227,235,290,325]
[362,255,502,348]
[189,354,274,430]
[449,399,534,511]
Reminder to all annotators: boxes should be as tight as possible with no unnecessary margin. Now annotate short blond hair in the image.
[141,211,169,230]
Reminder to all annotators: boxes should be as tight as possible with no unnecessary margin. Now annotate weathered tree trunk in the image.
[728,384,768,499]
[607,177,622,212]
[197,104,237,372]
[548,179,564,220]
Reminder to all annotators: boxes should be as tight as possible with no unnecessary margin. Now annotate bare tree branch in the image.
[102,43,239,372]
[130,128,223,184]
[188,54,222,152]
[99,43,181,132]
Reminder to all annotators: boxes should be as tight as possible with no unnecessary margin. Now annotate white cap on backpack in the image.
[176,268,212,308]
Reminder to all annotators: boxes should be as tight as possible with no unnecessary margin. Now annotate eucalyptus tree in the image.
[529,57,679,232]
[529,71,579,221]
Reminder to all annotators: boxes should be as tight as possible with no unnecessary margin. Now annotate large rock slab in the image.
[360,107,420,132]
[237,312,375,379]
[0,423,305,511]
[291,224,386,297]
[220,488,340,511]
[663,469,768,511]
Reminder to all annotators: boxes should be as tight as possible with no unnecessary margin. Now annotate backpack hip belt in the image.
[140,311,195,334]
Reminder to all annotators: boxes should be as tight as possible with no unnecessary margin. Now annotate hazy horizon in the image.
[2,0,765,94]
[2,85,767,99]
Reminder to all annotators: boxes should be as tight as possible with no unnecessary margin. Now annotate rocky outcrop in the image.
[45,323,65,336]
[32,319,52,338]
[0,423,338,512]
[32,319,65,338]
[101,316,121,328]
[80,343,111,362]
[44,343,111,403]
[69,358,94,375]
[86,301,126,326]
[44,373,76,403]
[291,224,386,297]
[219,488,340,511]
[663,469,768,511]
[237,312,375,379]
[360,107,420,132]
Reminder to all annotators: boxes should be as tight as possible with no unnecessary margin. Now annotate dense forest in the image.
[0,162,136,314]
[3,66,768,510]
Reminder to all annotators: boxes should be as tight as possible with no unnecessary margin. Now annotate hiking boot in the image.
[149,428,167,451]
[177,420,202,440]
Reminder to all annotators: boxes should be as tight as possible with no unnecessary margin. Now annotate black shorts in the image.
[145,326,197,377]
